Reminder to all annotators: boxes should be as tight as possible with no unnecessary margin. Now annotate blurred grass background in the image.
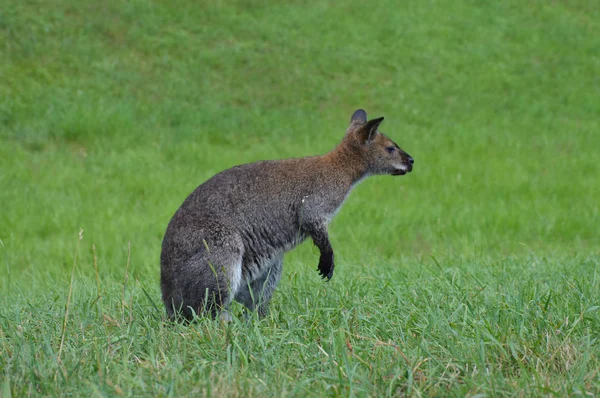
[1,0,598,287]
[0,0,599,395]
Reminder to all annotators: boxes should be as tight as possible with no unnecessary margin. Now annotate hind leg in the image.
[162,238,244,321]
[235,257,283,317]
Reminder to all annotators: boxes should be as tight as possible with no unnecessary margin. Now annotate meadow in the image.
[1,0,599,396]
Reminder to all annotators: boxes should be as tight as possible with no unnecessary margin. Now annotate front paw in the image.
[317,251,334,281]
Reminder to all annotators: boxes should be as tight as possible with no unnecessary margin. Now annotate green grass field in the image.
[1,0,599,396]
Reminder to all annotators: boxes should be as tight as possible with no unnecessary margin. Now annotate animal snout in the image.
[406,156,414,171]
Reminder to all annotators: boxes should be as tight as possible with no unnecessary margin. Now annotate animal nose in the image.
[408,157,414,165]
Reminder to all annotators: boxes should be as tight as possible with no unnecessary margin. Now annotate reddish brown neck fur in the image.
[322,136,367,185]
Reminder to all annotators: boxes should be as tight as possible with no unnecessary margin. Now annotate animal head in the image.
[344,109,414,176]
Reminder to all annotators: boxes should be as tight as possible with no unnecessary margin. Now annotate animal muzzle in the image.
[406,156,414,172]
[392,155,414,175]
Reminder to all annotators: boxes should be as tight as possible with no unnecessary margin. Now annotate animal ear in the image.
[357,117,384,144]
[350,109,367,124]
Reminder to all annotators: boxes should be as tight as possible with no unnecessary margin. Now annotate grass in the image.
[1,0,599,395]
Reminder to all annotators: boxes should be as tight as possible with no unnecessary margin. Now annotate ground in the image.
[0,0,599,396]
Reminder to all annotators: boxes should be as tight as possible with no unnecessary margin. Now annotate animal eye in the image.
[385,146,396,153]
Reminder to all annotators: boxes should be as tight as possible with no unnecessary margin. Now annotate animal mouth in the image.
[392,164,412,176]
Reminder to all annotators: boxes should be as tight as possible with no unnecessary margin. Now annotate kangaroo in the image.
[160,109,414,321]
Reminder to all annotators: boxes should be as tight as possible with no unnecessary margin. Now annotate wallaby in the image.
[160,109,414,321]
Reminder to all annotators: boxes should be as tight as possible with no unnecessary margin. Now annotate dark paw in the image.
[317,251,334,281]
